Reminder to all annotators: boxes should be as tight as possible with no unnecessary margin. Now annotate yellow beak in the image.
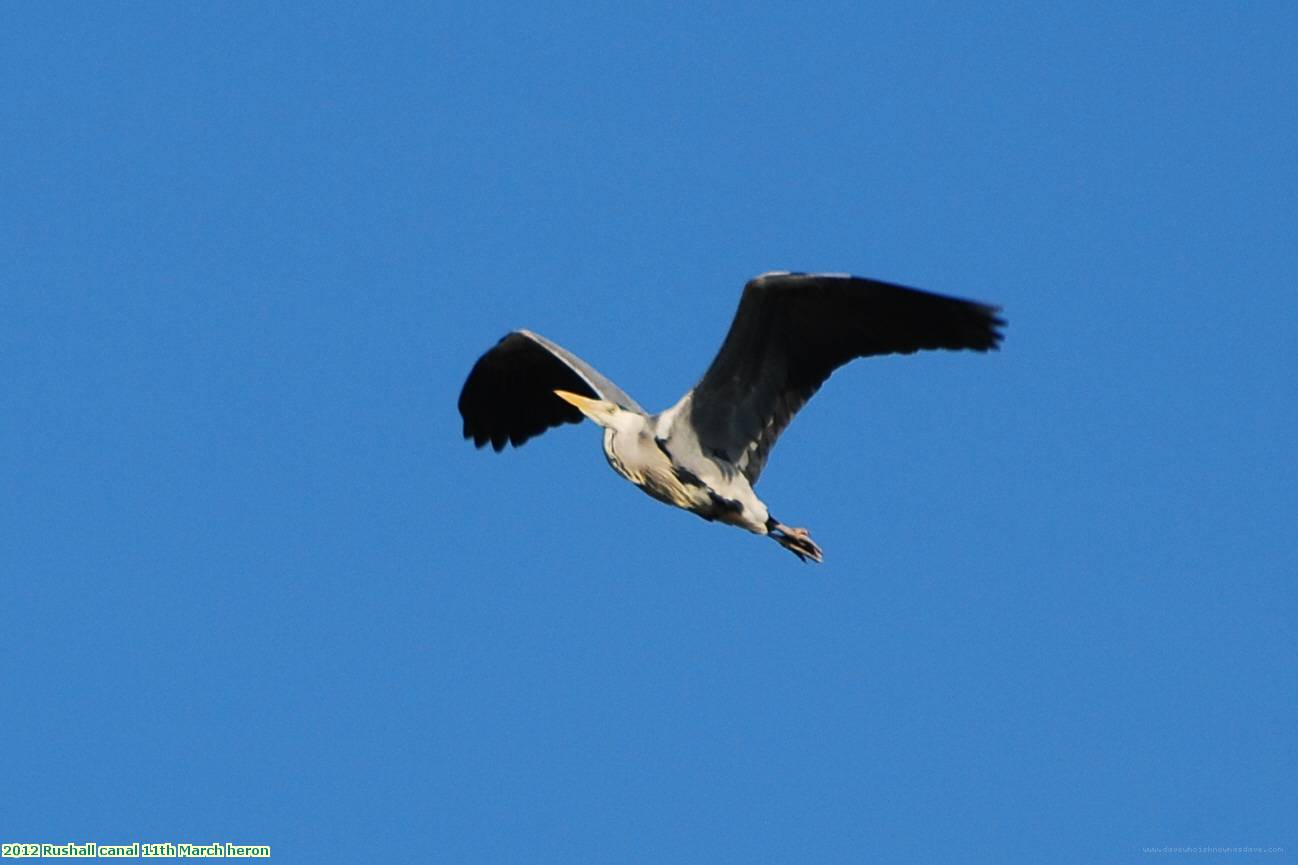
[553,389,601,417]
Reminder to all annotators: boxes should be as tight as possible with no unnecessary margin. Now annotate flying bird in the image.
[458,271,1004,562]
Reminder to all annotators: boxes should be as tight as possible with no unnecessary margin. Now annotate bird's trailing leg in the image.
[766,518,824,563]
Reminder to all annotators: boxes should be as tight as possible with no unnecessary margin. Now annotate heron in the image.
[458,271,1004,562]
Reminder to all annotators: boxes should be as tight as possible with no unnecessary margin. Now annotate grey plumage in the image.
[458,271,1004,562]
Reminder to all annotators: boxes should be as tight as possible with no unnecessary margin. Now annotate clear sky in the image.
[3,2,1296,863]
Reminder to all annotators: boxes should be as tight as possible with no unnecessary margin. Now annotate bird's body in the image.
[593,393,773,532]
[458,271,1004,562]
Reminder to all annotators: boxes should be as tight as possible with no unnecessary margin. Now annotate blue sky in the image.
[3,2,1295,862]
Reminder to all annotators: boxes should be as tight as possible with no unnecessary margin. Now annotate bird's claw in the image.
[770,523,824,563]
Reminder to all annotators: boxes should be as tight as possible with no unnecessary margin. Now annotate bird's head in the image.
[553,389,635,432]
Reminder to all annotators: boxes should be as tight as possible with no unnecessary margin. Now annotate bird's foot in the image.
[768,520,824,563]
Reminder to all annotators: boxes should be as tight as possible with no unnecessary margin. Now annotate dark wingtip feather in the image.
[457,330,612,453]
[971,305,1007,352]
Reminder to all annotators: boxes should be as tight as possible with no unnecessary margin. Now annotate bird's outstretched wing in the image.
[458,329,644,451]
[686,272,1004,483]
